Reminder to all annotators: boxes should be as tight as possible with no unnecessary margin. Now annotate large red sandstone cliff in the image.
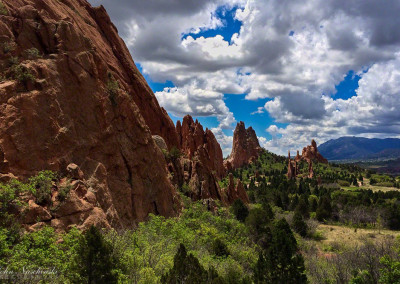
[226,121,261,170]
[0,0,180,230]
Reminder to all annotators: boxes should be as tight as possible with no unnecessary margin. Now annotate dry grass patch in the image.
[317,224,400,249]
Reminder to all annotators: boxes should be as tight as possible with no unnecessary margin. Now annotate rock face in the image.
[0,0,180,230]
[164,115,226,202]
[226,122,261,170]
[177,115,225,179]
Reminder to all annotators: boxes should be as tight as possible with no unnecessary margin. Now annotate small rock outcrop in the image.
[0,0,180,230]
[226,122,261,170]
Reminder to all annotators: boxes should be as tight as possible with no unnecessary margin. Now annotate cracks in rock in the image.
[120,151,132,188]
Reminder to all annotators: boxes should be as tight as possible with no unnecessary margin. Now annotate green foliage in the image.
[5,226,81,283]
[316,195,332,222]
[29,170,56,206]
[245,206,272,243]
[2,41,14,54]
[105,202,257,282]
[295,195,310,219]
[71,226,119,284]
[162,244,208,283]
[0,179,32,229]
[379,255,400,283]
[24,47,41,59]
[164,146,182,163]
[10,64,36,88]
[212,238,230,258]
[292,211,308,237]
[231,198,249,222]
[254,218,307,283]
[0,1,8,15]
[57,180,72,202]
[7,56,19,67]
[106,72,119,107]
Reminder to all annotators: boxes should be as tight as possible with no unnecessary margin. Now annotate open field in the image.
[317,224,400,248]
[341,178,400,192]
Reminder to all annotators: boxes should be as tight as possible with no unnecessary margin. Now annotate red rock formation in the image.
[0,0,180,230]
[177,115,225,179]
[225,173,249,204]
[287,151,298,179]
[160,115,226,202]
[287,140,327,179]
[227,121,261,170]
[299,140,328,164]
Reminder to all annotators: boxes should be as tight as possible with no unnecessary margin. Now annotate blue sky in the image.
[137,6,361,143]
[90,0,400,155]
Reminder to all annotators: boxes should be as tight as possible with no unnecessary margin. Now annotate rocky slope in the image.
[226,121,261,170]
[0,0,180,230]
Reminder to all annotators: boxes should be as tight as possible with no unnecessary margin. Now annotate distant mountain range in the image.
[319,137,400,161]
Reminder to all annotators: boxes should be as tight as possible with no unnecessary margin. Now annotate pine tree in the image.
[292,211,308,237]
[232,199,249,222]
[72,226,118,284]
[316,195,332,222]
[295,195,310,219]
[254,219,307,283]
[162,244,222,284]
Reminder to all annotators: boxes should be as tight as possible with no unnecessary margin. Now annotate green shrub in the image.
[7,56,18,67]
[106,72,119,107]
[24,48,41,59]
[2,41,14,54]
[57,181,72,202]
[29,171,56,206]
[0,2,8,15]
[337,179,350,187]
[10,64,35,87]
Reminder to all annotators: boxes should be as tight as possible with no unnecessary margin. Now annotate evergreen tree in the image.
[254,219,307,283]
[295,195,310,219]
[289,195,299,211]
[246,207,272,243]
[316,195,332,222]
[231,199,249,222]
[72,226,118,284]
[162,244,209,283]
[310,198,318,212]
[292,211,308,237]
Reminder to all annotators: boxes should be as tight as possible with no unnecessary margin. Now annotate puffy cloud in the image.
[88,0,400,155]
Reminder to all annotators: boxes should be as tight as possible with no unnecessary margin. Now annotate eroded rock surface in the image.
[226,121,261,170]
[0,0,180,230]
